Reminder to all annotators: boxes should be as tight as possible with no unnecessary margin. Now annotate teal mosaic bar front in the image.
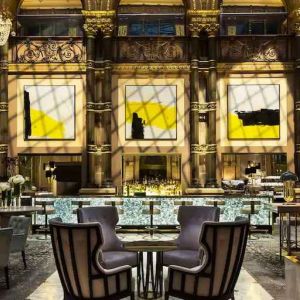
[35,196,272,226]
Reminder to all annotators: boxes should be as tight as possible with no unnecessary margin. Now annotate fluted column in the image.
[0,43,8,180]
[189,30,201,187]
[294,22,300,177]
[205,26,219,188]
[83,24,97,187]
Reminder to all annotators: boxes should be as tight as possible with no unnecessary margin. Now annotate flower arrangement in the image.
[0,181,11,208]
[8,175,26,207]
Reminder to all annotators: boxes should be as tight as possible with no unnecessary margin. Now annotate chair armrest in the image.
[98,264,132,275]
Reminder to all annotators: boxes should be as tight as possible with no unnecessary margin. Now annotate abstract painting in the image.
[24,85,75,140]
[228,84,280,140]
[125,85,177,140]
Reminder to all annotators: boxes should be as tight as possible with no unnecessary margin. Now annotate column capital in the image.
[82,10,116,38]
[187,9,220,36]
[288,8,300,35]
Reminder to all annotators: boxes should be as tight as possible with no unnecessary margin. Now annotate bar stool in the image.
[173,200,193,230]
[35,199,55,239]
[240,200,261,238]
[205,199,225,213]
[142,200,161,238]
[105,200,124,215]
[72,200,90,221]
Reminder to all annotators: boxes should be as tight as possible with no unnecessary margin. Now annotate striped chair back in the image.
[50,218,132,300]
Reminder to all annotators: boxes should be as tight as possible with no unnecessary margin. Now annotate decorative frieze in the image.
[0,144,8,154]
[191,102,200,112]
[117,39,187,62]
[191,144,217,154]
[0,102,8,112]
[16,38,84,63]
[86,102,112,113]
[220,38,288,62]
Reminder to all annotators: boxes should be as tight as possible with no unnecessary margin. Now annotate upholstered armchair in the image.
[165,220,249,300]
[78,206,138,269]
[0,228,13,289]
[49,218,135,300]
[163,206,220,268]
[8,216,31,269]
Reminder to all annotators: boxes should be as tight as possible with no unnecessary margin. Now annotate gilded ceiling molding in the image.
[82,10,116,37]
[112,63,190,74]
[217,62,294,73]
[187,9,220,36]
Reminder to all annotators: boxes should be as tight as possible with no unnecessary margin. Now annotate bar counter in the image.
[34,195,272,227]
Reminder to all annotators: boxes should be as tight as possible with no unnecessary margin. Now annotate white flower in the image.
[8,175,25,185]
[0,182,10,192]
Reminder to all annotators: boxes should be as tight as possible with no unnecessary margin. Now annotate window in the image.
[119,15,184,37]
[18,13,83,37]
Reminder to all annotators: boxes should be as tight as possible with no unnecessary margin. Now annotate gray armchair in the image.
[163,206,220,268]
[49,218,135,300]
[8,216,31,269]
[78,206,138,269]
[0,228,13,289]
[165,220,249,300]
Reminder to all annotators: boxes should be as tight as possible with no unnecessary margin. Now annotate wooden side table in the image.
[273,203,300,258]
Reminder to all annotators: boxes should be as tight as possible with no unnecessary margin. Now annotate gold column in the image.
[0,42,8,180]
[82,19,98,187]
[82,10,115,189]
[205,24,219,188]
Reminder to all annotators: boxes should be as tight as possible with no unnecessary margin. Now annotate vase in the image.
[15,196,21,207]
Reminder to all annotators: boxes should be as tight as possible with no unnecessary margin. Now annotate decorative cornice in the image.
[112,63,190,74]
[217,62,294,73]
[0,144,8,154]
[0,102,8,112]
[86,102,112,113]
[87,144,111,154]
[82,10,116,37]
[199,102,217,112]
[191,144,217,154]
[8,63,86,73]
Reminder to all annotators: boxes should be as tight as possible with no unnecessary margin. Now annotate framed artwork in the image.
[227,84,280,140]
[125,85,177,140]
[24,85,76,140]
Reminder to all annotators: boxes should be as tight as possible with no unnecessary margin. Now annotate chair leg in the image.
[22,250,27,269]
[4,266,9,289]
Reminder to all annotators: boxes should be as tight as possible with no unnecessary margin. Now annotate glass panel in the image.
[160,21,175,35]
[144,21,159,35]
[128,22,144,35]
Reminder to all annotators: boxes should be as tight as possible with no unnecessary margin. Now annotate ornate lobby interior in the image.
[0,0,300,299]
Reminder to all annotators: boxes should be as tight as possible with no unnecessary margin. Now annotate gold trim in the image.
[187,10,220,16]
[113,63,190,74]
[0,102,8,112]
[82,10,116,18]
[217,62,294,72]
[8,63,86,73]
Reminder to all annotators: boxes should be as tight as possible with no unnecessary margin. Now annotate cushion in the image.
[101,251,138,269]
[163,250,200,268]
